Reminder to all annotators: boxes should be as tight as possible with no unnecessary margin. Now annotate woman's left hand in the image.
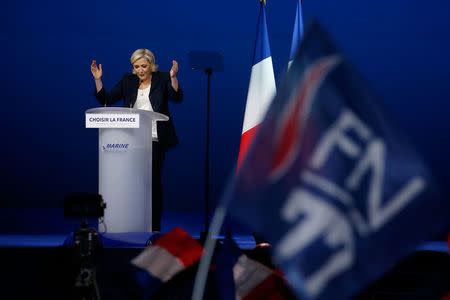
[170,60,178,78]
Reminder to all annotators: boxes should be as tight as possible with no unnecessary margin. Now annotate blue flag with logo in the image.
[228,21,450,300]
[289,0,304,66]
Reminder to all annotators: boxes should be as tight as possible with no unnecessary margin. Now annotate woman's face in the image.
[133,57,152,81]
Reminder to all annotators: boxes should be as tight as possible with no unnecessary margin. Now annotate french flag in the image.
[288,0,304,68]
[232,255,297,300]
[215,237,297,300]
[129,227,204,298]
[237,0,276,171]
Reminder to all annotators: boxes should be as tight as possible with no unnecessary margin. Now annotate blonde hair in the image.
[130,49,158,73]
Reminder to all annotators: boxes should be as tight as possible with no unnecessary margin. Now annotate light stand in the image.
[189,51,224,243]
[205,67,212,237]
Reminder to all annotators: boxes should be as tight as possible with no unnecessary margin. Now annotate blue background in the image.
[1,0,449,226]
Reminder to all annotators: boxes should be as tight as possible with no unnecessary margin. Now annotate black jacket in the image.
[95,71,183,149]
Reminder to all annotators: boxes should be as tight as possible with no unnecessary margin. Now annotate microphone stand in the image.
[188,50,223,244]
[202,68,212,244]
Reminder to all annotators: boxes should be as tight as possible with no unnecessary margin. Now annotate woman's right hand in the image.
[91,60,103,80]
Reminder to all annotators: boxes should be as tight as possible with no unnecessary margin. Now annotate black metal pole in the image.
[205,68,212,234]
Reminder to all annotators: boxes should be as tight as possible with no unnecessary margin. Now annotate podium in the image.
[85,107,168,233]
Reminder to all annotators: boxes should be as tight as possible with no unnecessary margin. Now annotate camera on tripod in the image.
[63,193,106,299]
[63,192,106,261]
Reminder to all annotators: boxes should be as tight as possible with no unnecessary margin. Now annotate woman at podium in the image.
[90,48,183,231]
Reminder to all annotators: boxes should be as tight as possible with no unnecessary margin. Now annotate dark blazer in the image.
[95,71,183,149]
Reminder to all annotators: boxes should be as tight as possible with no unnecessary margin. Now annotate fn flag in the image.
[226,21,449,300]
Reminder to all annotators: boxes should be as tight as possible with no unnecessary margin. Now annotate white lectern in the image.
[85,107,168,233]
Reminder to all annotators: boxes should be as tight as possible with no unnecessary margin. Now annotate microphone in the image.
[104,86,107,107]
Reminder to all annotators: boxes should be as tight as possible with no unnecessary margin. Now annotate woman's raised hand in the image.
[91,60,103,80]
[170,60,178,78]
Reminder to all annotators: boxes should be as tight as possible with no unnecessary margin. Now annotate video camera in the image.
[63,193,106,300]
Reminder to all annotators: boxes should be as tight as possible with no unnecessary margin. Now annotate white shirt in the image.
[134,85,158,139]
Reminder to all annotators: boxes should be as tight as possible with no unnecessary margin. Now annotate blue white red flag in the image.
[214,236,298,300]
[288,0,304,68]
[237,1,276,170]
[129,227,204,298]
[227,21,450,300]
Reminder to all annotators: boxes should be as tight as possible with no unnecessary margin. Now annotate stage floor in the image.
[0,209,256,249]
[0,208,447,252]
